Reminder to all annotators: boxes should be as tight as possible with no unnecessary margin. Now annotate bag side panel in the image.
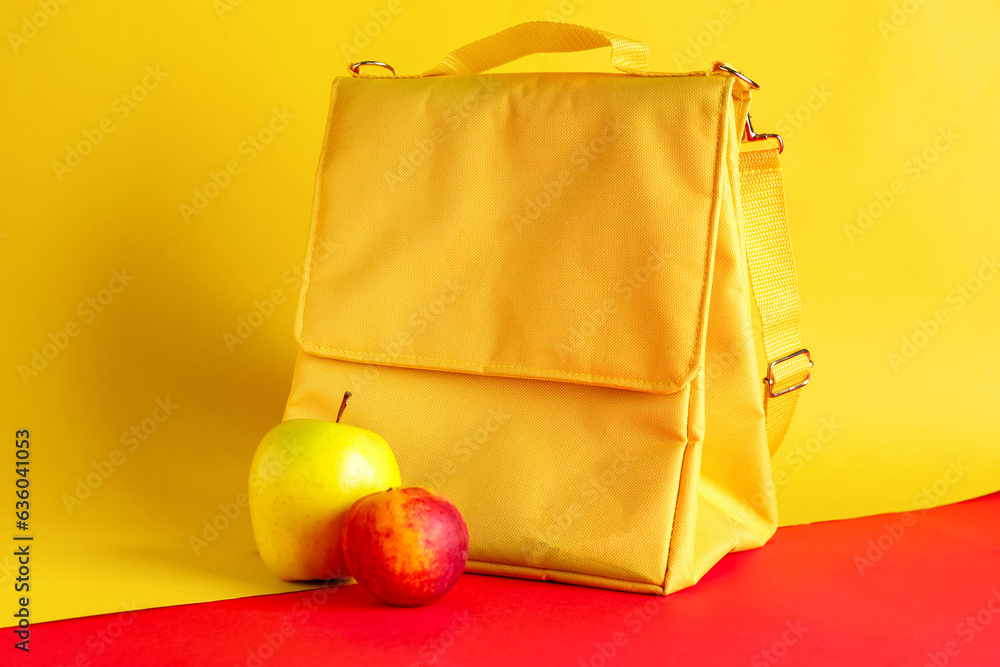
[695,93,778,574]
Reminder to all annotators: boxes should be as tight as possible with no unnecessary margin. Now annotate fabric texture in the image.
[285,22,806,594]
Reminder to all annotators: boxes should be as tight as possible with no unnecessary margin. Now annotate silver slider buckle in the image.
[764,349,813,398]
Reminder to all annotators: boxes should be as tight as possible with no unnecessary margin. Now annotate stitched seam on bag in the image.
[679,78,731,386]
[464,559,666,593]
[296,344,685,392]
[294,78,343,346]
[371,70,715,80]
[659,79,732,592]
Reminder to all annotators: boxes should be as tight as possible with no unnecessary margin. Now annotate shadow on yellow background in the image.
[2,0,999,623]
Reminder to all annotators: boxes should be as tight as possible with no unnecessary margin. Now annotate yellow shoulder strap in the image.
[739,147,813,456]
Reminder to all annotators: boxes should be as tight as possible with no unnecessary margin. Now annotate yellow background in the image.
[2,0,998,623]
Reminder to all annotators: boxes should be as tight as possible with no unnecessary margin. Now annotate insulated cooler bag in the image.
[284,21,813,594]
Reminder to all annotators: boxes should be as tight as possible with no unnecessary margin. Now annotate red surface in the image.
[16,492,1000,666]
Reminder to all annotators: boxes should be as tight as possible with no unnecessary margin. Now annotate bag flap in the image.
[296,72,740,394]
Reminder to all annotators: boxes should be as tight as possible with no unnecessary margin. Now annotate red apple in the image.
[342,486,469,606]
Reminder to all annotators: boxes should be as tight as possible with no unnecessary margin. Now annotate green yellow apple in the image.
[248,400,401,581]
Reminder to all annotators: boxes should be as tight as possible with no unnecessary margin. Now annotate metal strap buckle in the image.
[764,349,813,398]
[713,63,785,154]
[744,114,784,155]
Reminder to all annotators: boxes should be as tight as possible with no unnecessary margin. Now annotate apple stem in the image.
[336,391,352,423]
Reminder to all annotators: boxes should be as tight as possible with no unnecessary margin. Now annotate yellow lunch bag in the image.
[284,21,813,595]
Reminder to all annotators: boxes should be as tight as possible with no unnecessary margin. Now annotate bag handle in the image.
[418,21,650,77]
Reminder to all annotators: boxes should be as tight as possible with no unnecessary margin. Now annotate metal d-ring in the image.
[714,63,760,90]
[714,63,784,154]
[348,60,396,77]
